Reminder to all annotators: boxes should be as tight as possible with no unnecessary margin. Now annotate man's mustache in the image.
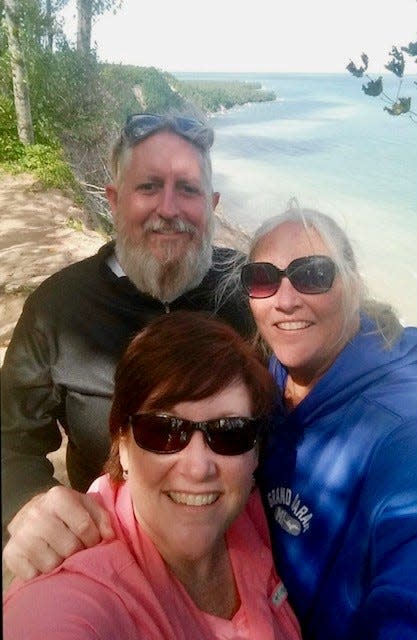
[143,218,197,234]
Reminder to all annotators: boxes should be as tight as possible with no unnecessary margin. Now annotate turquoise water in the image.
[178,72,417,324]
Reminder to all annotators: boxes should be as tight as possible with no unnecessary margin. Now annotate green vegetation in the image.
[100,64,184,120]
[0,92,78,191]
[173,79,276,112]
[1,0,276,228]
[347,35,417,120]
[66,216,85,232]
[4,143,79,190]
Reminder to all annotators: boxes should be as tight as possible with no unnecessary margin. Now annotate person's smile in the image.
[165,491,221,507]
[149,229,192,240]
[273,320,314,331]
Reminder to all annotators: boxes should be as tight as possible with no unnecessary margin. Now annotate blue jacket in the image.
[257,315,417,640]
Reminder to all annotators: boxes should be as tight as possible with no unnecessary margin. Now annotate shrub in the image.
[0,95,25,162]
[1,139,79,192]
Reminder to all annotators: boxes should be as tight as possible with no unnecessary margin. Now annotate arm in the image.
[1,300,64,528]
[3,487,115,580]
[2,298,114,577]
[354,422,417,640]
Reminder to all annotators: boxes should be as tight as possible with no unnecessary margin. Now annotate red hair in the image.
[106,311,276,481]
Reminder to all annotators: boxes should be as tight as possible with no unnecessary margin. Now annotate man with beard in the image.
[2,113,254,578]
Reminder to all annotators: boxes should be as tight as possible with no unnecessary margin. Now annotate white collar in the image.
[106,252,126,278]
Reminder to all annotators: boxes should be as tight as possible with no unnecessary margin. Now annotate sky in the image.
[60,0,417,73]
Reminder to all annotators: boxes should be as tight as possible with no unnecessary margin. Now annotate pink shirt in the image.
[4,476,300,640]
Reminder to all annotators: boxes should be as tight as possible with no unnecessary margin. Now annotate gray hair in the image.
[110,109,215,196]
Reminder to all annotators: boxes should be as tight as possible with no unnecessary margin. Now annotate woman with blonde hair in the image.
[240,206,417,640]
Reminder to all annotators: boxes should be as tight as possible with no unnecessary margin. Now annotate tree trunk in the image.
[4,0,35,145]
[76,0,92,55]
[45,0,54,51]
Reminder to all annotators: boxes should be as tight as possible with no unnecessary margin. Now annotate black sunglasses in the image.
[123,113,214,150]
[128,413,263,456]
[241,255,337,298]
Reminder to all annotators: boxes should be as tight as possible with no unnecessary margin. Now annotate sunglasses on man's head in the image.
[241,255,337,298]
[128,413,263,456]
[123,113,214,150]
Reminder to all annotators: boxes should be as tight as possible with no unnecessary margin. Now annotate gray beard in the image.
[115,224,213,303]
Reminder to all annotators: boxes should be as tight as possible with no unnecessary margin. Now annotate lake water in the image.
[177,72,417,325]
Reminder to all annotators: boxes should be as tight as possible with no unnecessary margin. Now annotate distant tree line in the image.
[173,79,276,112]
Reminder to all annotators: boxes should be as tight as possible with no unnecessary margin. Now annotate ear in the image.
[212,191,220,210]
[105,184,118,223]
[119,435,129,474]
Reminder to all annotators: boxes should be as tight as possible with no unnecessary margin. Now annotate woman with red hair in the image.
[4,311,300,640]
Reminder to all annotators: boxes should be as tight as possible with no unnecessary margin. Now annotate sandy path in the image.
[0,173,108,363]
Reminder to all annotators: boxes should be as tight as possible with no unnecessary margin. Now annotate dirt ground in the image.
[0,173,108,363]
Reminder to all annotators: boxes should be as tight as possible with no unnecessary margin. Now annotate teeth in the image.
[167,492,219,506]
[276,321,311,330]
[154,229,186,234]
